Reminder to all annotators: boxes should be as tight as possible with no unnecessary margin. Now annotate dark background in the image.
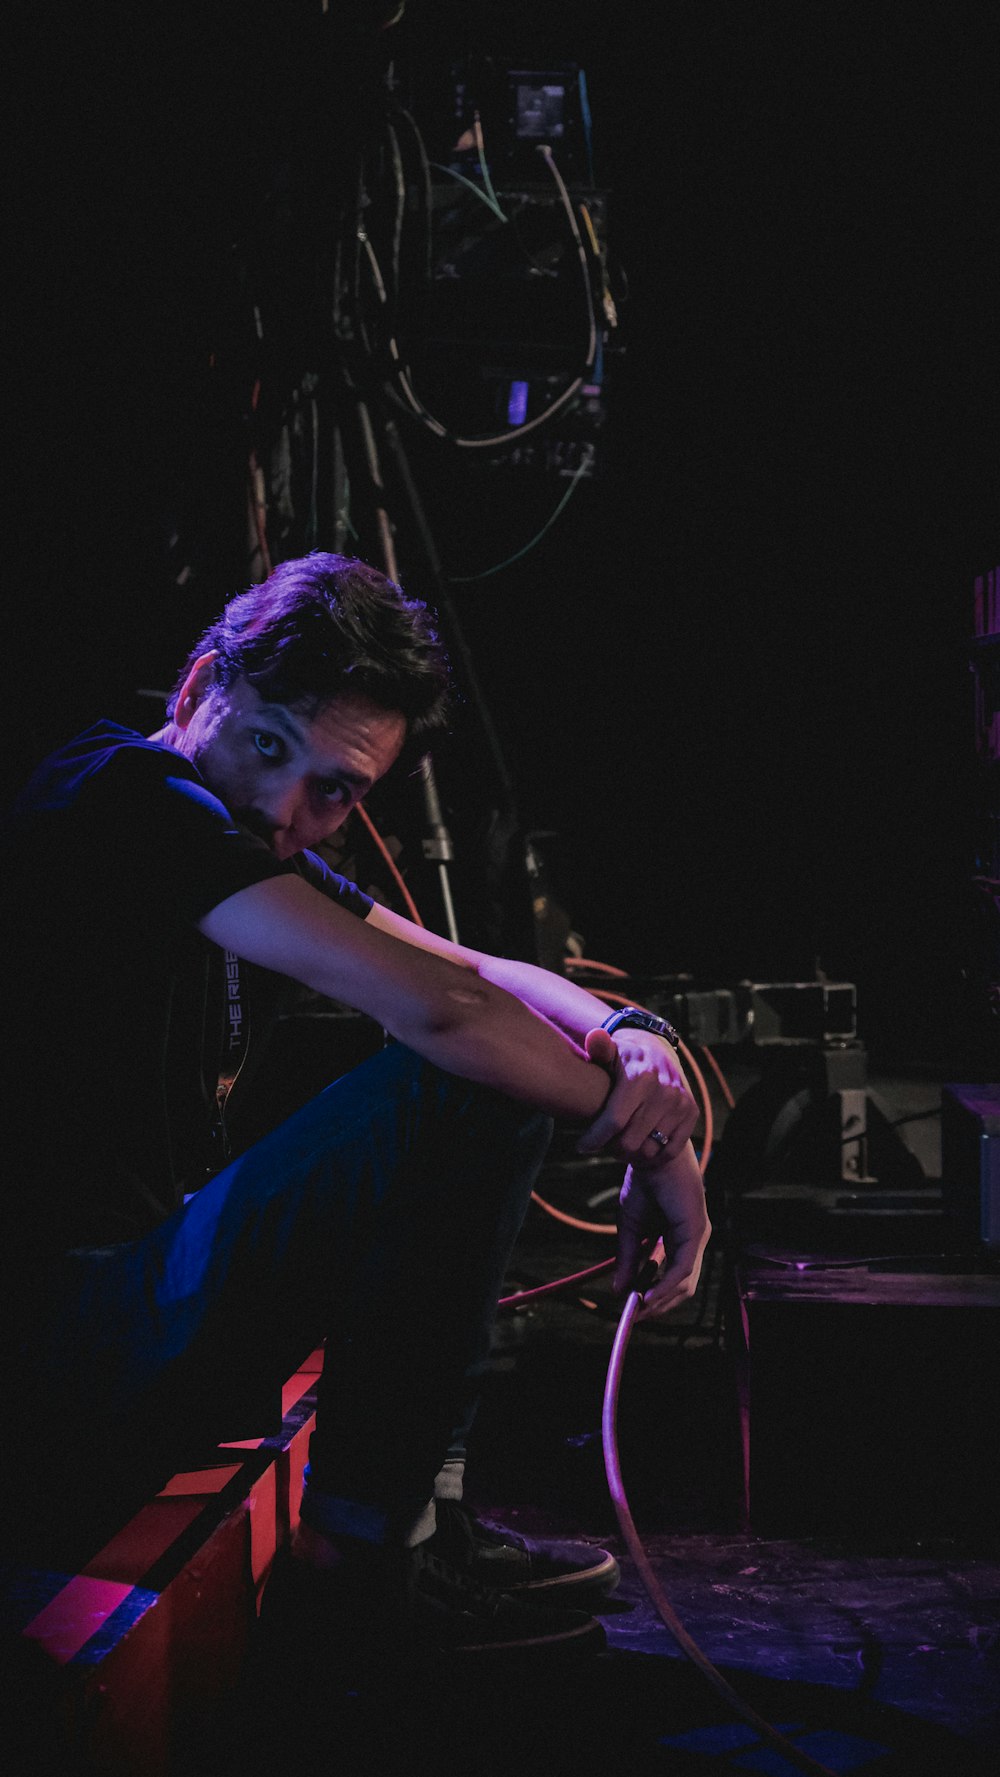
[6,1,997,1069]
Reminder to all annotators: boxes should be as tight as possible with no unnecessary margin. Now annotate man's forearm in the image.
[473,953,617,1044]
[408,976,613,1123]
[365,899,621,1046]
[362,897,695,1171]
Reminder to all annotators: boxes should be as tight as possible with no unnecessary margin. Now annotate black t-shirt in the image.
[0,723,372,1264]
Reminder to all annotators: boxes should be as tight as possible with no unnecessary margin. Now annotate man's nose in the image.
[255,782,307,845]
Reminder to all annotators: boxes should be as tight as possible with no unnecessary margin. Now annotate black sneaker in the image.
[257,1538,605,1686]
[405,1539,605,1660]
[429,1499,620,1606]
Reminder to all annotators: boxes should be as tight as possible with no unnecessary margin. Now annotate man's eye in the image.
[317,780,350,804]
[252,731,283,761]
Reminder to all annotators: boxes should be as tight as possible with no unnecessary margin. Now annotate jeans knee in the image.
[520,1107,555,1168]
[456,1076,553,1156]
[386,1046,554,1189]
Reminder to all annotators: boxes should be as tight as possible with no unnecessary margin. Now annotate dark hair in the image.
[170,554,452,764]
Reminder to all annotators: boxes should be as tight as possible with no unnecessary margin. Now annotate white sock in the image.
[403,1455,467,1548]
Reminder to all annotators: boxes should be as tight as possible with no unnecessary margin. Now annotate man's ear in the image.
[173,651,219,730]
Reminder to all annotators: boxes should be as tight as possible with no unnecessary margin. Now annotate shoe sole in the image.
[427,1612,607,1662]
[507,1550,621,1605]
[260,1550,607,1679]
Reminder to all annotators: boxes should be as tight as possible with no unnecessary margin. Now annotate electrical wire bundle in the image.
[238,71,618,589]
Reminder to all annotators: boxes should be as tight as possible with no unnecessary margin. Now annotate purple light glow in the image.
[507,380,529,426]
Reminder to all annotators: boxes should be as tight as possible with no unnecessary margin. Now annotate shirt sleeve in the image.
[293,847,374,920]
[87,739,292,931]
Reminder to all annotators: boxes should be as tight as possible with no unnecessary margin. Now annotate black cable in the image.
[391,105,434,294]
[444,456,592,584]
[375,137,599,451]
[378,411,518,811]
[383,117,406,341]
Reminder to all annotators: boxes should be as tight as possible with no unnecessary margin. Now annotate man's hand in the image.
[575,1025,698,1164]
[613,1145,711,1319]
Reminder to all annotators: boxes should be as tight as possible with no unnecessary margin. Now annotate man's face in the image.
[177,675,407,860]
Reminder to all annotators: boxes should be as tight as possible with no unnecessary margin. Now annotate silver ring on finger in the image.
[650,1128,669,1148]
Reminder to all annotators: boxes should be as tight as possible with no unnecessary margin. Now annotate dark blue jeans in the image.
[7,1046,551,1547]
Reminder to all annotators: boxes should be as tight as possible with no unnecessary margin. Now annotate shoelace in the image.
[410,1544,518,1615]
[434,1499,524,1555]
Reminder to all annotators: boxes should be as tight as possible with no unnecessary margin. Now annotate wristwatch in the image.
[599,1006,681,1049]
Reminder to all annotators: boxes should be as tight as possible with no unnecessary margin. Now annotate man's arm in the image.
[366,901,698,1165]
[362,906,709,1317]
[367,901,656,1043]
[198,875,709,1312]
[198,874,611,1124]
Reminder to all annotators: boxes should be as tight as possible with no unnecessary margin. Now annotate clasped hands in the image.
[574,1024,711,1318]
[575,1025,696,1165]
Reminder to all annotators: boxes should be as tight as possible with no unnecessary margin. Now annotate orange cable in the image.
[565,960,738,1111]
[527,1193,618,1237]
[700,1041,737,1111]
[353,803,426,927]
[499,1255,615,1308]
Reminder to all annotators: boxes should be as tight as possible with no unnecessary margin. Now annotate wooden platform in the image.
[1,1348,323,1775]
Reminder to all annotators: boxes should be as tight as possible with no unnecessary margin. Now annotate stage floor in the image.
[206,1062,999,1776]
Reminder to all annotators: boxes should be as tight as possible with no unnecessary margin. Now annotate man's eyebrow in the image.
[255,704,306,745]
[254,703,372,790]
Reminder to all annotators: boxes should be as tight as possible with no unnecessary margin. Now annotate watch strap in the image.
[599,1006,681,1050]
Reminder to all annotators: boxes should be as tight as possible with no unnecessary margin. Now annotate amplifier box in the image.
[732,1253,1000,1541]
[942,1082,1000,1248]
